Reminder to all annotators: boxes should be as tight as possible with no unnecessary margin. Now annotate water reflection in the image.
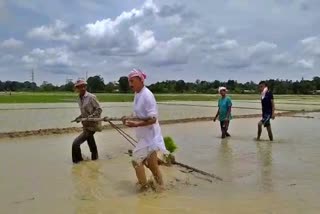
[218,140,234,179]
[256,142,273,192]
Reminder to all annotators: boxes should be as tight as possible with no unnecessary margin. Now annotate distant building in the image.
[312,90,320,94]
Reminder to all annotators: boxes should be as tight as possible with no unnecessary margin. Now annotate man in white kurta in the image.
[123,68,168,191]
[132,86,168,164]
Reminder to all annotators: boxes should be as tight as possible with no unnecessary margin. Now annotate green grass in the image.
[0,92,319,103]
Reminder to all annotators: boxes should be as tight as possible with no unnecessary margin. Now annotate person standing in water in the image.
[122,69,168,191]
[72,80,102,163]
[257,81,275,141]
[214,87,232,139]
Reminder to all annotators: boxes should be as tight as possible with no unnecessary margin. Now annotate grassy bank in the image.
[0,92,319,103]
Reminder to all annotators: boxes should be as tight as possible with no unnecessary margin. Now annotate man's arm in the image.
[88,96,102,118]
[271,99,275,119]
[214,108,220,122]
[74,100,83,122]
[225,98,232,121]
[226,106,232,121]
[135,117,157,127]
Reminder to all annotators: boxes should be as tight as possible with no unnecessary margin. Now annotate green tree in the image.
[64,82,75,92]
[40,81,58,91]
[87,76,105,92]
[118,76,130,93]
[175,80,186,93]
[313,76,320,90]
[105,82,116,93]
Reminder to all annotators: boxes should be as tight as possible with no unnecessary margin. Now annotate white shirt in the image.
[133,87,167,153]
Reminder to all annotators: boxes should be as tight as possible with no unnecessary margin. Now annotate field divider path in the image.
[157,103,299,112]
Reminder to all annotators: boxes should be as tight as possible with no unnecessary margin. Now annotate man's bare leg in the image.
[266,125,273,141]
[146,152,164,189]
[132,161,148,191]
[257,121,263,140]
[225,121,231,137]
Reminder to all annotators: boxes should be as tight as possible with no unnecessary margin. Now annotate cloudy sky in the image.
[0,0,319,84]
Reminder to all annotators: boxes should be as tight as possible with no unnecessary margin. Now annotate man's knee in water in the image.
[72,139,80,148]
[132,160,142,168]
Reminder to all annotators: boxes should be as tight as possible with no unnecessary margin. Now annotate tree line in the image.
[1,76,320,94]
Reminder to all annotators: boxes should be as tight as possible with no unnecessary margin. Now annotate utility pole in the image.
[86,71,88,80]
[31,69,35,83]
[31,68,35,92]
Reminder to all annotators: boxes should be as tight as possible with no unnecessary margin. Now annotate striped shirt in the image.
[78,92,102,132]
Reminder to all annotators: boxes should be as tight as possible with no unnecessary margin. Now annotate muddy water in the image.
[1,99,318,133]
[0,116,320,213]
[159,101,320,111]
[0,102,265,132]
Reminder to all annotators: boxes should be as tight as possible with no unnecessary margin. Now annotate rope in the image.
[73,116,224,181]
[107,121,137,147]
[71,116,150,123]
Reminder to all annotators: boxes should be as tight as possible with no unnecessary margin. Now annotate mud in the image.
[1,117,320,213]
[0,110,308,139]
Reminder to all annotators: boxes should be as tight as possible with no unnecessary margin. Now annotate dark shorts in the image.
[261,113,271,127]
[220,120,229,130]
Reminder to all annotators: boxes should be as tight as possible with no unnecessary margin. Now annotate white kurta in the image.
[132,87,168,164]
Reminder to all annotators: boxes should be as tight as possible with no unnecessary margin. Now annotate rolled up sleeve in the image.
[145,95,158,118]
[89,96,102,118]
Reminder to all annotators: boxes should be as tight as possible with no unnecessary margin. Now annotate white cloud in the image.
[301,36,320,56]
[1,38,24,49]
[0,54,15,62]
[22,55,35,64]
[148,37,192,66]
[158,4,185,17]
[23,47,73,68]
[271,53,294,65]
[85,19,118,38]
[120,59,134,68]
[248,41,277,56]
[73,0,160,56]
[212,40,238,51]
[130,26,157,54]
[27,20,78,41]
[301,36,318,45]
[216,27,227,37]
[210,49,251,69]
[84,0,158,38]
[2,0,320,83]
[296,59,314,69]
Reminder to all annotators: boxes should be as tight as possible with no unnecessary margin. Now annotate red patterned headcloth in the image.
[128,68,147,82]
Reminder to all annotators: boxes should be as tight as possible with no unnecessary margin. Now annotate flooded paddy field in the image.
[1,116,320,213]
[1,99,319,133]
[0,102,259,132]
